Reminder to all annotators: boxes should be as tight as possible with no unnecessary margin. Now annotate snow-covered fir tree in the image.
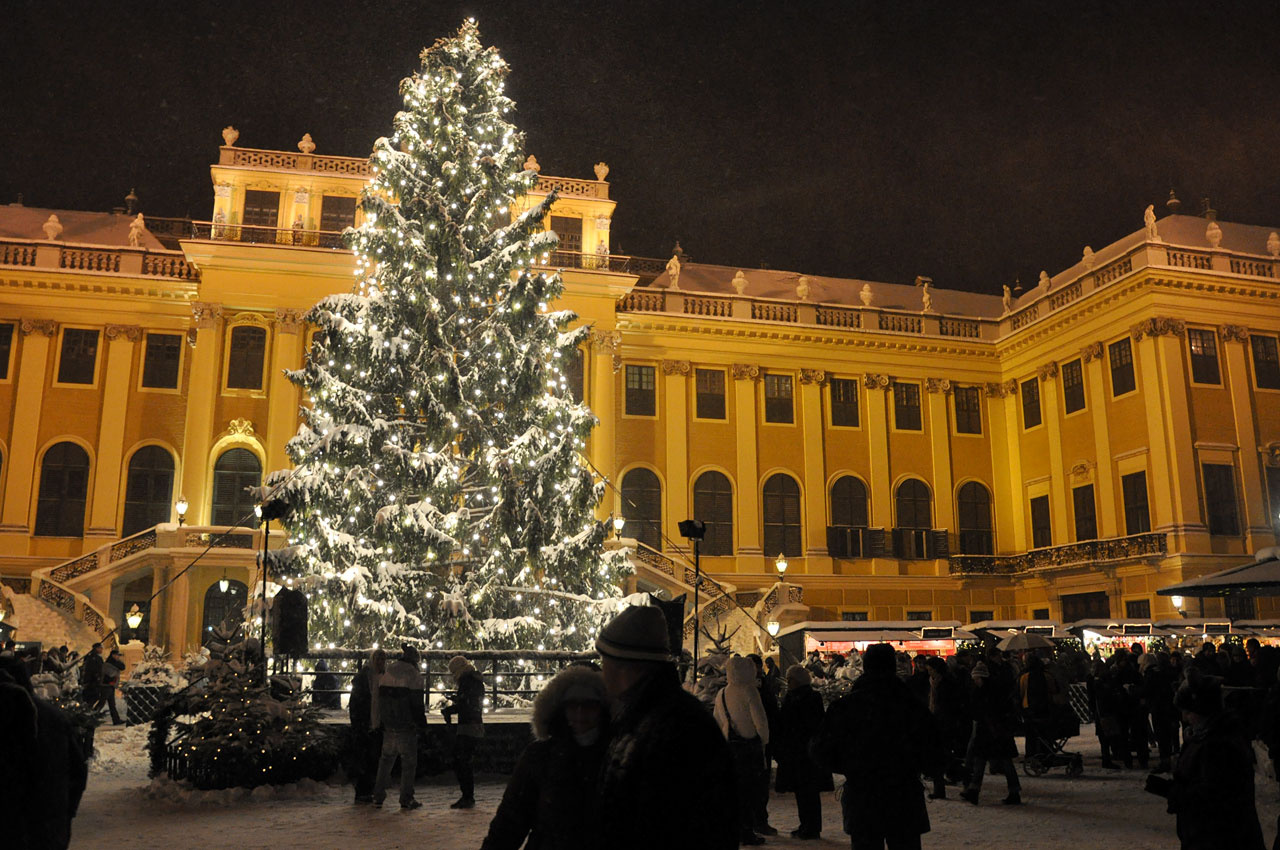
[268,20,629,652]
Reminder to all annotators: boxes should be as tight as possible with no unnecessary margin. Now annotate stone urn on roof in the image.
[221,126,239,147]
[42,214,63,241]
[298,133,316,154]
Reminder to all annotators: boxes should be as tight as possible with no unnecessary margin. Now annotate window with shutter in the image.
[1125,599,1151,619]
[141,332,182,389]
[953,386,981,434]
[550,216,583,252]
[762,474,802,557]
[1202,463,1239,536]
[957,481,993,554]
[122,446,175,536]
[211,449,262,526]
[241,190,280,243]
[1030,495,1052,548]
[1062,359,1085,413]
[319,195,357,232]
[1188,329,1221,384]
[57,328,100,385]
[893,382,921,430]
[226,325,267,390]
[695,369,726,420]
[693,471,733,555]
[1252,335,1280,390]
[1226,596,1256,620]
[893,478,931,558]
[1109,338,1136,396]
[828,476,867,558]
[620,468,662,550]
[34,442,90,537]
[624,365,656,416]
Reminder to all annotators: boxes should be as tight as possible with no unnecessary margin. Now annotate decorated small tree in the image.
[267,20,628,652]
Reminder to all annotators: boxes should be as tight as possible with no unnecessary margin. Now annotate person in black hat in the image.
[1147,671,1265,850]
[371,643,427,810]
[595,605,738,850]
[815,642,941,850]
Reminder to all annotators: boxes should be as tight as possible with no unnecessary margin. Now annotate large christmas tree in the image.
[268,20,628,652]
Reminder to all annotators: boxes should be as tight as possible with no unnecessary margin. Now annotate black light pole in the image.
[678,519,707,684]
[256,499,290,679]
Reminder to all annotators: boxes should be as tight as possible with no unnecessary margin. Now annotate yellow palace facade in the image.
[2,133,1279,653]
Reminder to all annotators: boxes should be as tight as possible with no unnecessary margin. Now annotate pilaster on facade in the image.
[732,363,762,558]
[0,325,54,540]
[180,302,225,524]
[662,361,689,547]
[1083,353,1118,538]
[863,374,893,530]
[266,325,304,473]
[1040,372,1069,545]
[588,335,618,508]
[925,383,954,551]
[1152,332,1208,549]
[87,327,143,539]
[1220,330,1270,549]
[798,371,829,567]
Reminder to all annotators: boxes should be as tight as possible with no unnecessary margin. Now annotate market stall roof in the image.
[1066,619,1177,637]
[780,620,978,642]
[964,620,1066,637]
[808,630,923,643]
[1156,548,1280,598]
[1154,618,1251,636]
[1234,620,1280,632]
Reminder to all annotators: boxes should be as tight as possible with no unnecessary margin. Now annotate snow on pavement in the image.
[75,723,1280,849]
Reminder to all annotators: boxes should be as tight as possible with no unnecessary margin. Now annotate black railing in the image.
[948,531,1168,576]
[190,222,347,249]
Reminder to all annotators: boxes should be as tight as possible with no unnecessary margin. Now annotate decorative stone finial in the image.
[1001,285,1011,315]
[125,188,139,215]
[1166,189,1181,214]
[665,252,681,291]
[297,133,316,154]
[128,214,145,248]
[1206,219,1223,249]
[524,155,540,173]
[731,270,749,295]
[222,126,239,146]
[1082,246,1096,269]
[1039,270,1051,289]
[859,283,873,306]
[1268,232,1280,258]
[1144,204,1160,241]
[593,162,609,182]
[42,214,63,241]
[796,275,810,301]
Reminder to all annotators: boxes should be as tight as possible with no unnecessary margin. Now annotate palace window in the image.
[620,468,662,550]
[957,481,994,555]
[1202,463,1239,536]
[954,386,981,434]
[57,328,99,385]
[828,476,868,558]
[35,442,90,537]
[0,322,13,379]
[830,378,859,427]
[241,190,280,242]
[1073,484,1097,541]
[624,365,656,416]
[970,610,995,623]
[695,368,726,419]
[141,332,182,389]
[1188,328,1220,384]
[1125,599,1151,619]
[1252,335,1280,390]
[1122,471,1151,535]
[893,478,932,558]
[906,610,932,621]
[1268,467,1280,538]
[893,382,921,431]
[1109,338,1135,396]
[693,471,733,555]
[203,580,248,642]
[762,474,802,558]
[211,448,262,527]
[549,215,582,252]
[1226,596,1257,620]
[764,374,794,424]
[842,611,869,622]
[319,195,358,233]
[122,446,175,536]
[1030,495,1052,548]
[226,325,267,390]
[1062,359,1085,413]
[1032,608,1051,620]
[1021,378,1041,429]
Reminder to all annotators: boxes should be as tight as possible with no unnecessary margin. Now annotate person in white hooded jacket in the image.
[713,655,772,845]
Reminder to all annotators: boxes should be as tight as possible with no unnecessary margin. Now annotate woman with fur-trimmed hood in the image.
[481,664,610,850]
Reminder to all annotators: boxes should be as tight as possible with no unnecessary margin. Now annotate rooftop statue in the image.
[796,275,810,301]
[128,214,145,248]
[731,270,748,295]
[1002,285,1011,315]
[666,252,681,291]
[42,214,62,241]
[859,283,873,306]
[1144,204,1161,241]
[221,126,239,146]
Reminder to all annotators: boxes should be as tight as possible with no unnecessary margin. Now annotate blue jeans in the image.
[373,728,418,806]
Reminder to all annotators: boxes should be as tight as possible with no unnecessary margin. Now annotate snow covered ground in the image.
[75,723,1280,849]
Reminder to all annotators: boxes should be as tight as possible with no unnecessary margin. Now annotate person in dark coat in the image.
[775,664,832,840]
[442,654,486,809]
[596,605,738,850]
[101,649,125,725]
[372,644,427,810]
[481,665,610,850]
[814,642,941,850]
[960,661,1021,806]
[81,642,104,704]
[311,659,342,709]
[1141,652,1177,773]
[1146,671,1265,850]
[0,655,89,850]
[926,656,969,797]
[748,653,782,837]
[347,648,384,804]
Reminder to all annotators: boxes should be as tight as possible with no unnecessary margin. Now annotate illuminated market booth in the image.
[1067,619,1178,655]
[775,620,979,668]
[963,620,1068,648]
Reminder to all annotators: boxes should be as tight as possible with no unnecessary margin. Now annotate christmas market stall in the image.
[1154,618,1254,650]
[776,620,978,669]
[1067,619,1177,655]
[963,619,1068,648]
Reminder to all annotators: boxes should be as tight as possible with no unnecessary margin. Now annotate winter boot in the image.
[1002,793,1022,805]
[450,796,475,810]
[959,789,979,805]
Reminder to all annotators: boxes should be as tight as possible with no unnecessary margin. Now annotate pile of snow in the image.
[144,775,328,806]
[89,724,151,777]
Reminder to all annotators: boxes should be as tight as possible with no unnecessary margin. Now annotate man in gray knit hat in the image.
[595,604,737,849]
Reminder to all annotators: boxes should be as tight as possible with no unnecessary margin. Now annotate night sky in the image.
[3,0,1279,293]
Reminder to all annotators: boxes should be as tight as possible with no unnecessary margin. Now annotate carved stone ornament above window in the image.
[1130,317,1186,341]
[983,381,1008,398]
[274,308,305,334]
[1263,443,1280,468]
[731,363,761,381]
[588,329,622,372]
[660,359,691,376]
[1069,460,1095,482]
[1220,325,1250,343]
[227,418,255,437]
[231,311,270,327]
[799,368,829,385]
[104,324,143,343]
[1080,342,1105,363]
[862,373,892,390]
[1037,362,1059,381]
[925,377,953,394]
[19,318,57,337]
[191,302,223,330]
[213,182,233,198]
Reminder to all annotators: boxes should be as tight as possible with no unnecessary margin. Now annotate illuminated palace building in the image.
[2,133,1280,654]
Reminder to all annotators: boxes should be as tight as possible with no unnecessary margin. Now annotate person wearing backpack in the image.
[713,655,772,846]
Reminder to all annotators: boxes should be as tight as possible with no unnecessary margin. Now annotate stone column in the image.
[863,374,893,529]
[265,310,305,474]
[86,325,142,540]
[731,364,762,558]
[1081,343,1118,537]
[1038,363,1069,543]
[986,381,1024,552]
[661,360,690,545]
[0,320,56,535]
[1220,325,1270,549]
[179,303,224,525]
[1139,319,1205,546]
[799,369,829,568]
[925,378,955,543]
[588,330,620,514]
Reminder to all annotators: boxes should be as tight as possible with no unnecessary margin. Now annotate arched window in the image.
[211,448,262,526]
[122,446,175,536]
[620,468,662,550]
[202,580,248,643]
[693,471,734,556]
[828,476,868,557]
[35,442,90,537]
[226,325,267,390]
[762,474,802,558]
[894,478,932,559]
[957,481,994,555]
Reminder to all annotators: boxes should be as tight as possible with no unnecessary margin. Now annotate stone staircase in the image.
[4,587,100,650]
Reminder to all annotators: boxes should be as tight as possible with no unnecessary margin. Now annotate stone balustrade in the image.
[0,239,199,281]
[948,531,1168,576]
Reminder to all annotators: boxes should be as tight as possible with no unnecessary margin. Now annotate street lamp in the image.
[612,515,626,536]
[766,620,780,637]
[219,570,230,594]
[775,553,788,577]
[175,496,188,527]
[125,604,144,633]
[678,519,707,683]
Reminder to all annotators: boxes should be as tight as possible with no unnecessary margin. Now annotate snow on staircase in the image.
[9,590,100,650]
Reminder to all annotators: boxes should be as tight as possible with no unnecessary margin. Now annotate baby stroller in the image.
[1021,704,1084,777]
